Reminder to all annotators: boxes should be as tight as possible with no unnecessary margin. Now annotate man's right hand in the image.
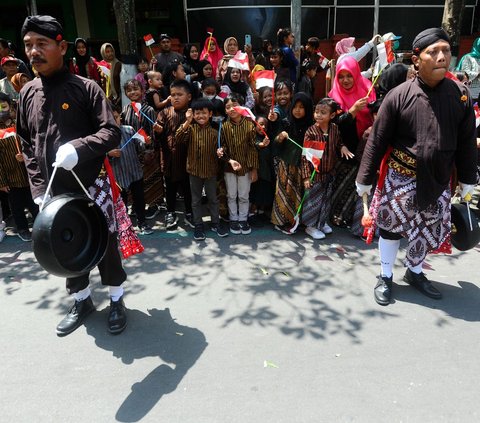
[34,194,51,206]
[356,182,372,197]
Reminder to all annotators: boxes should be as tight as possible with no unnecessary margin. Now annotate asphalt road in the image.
[1,212,479,423]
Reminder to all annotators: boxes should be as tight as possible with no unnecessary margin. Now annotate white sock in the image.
[408,262,423,274]
[379,237,401,278]
[109,285,124,302]
[72,287,91,302]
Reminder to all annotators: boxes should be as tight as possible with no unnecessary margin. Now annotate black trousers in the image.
[8,187,38,231]
[66,232,127,294]
[120,178,146,224]
[165,176,192,214]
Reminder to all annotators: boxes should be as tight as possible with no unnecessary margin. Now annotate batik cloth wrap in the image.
[301,174,334,229]
[369,148,451,267]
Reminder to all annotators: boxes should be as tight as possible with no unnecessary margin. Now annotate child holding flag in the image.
[301,98,353,239]
[108,108,154,235]
[219,94,259,234]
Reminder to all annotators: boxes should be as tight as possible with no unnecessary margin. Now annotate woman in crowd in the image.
[100,42,122,106]
[217,37,239,83]
[200,35,223,79]
[69,38,101,83]
[456,37,480,102]
[328,56,375,228]
[220,65,255,109]
[182,44,201,82]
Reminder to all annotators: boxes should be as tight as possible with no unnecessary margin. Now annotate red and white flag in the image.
[474,103,480,128]
[94,59,111,78]
[254,70,275,90]
[233,106,256,121]
[143,34,155,46]
[316,52,330,69]
[131,102,142,119]
[228,51,250,72]
[0,127,16,139]
[377,41,395,70]
[302,140,326,172]
[134,128,149,143]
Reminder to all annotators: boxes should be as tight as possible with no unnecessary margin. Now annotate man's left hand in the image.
[53,143,78,170]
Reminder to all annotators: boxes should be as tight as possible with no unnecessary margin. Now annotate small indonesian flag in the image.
[474,103,480,128]
[134,127,149,143]
[254,70,275,90]
[0,127,16,139]
[228,51,250,72]
[206,27,214,35]
[302,140,326,172]
[316,52,329,69]
[143,34,155,46]
[94,59,111,78]
[233,106,256,121]
[131,102,142,119]
[377,41,395,70]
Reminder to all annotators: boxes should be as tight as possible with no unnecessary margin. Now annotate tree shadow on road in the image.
[85,307,207,422]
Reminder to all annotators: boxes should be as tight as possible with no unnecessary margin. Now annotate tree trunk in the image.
[442,0,465,59]
[112,0,138,107]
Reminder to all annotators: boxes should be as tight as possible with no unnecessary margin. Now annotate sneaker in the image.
[138,223,154,235]
[275,224,293,235]
[145,205,159,220]
[184,212,195,228]
[165,212,178,230]
[305,226,326,240]
[211,222,229,237]
[17,229,32,242]
[239,221,251,235]
[193,224,206,241]
[322,223,333,234]
[230,221,241,234]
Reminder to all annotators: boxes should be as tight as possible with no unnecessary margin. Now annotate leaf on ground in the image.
[263,360,279,368]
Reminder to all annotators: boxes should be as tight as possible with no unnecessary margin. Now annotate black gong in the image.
[32,194,109,278]
[451,202,480,251]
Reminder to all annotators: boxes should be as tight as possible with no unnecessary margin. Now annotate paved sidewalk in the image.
[1,217,479,422]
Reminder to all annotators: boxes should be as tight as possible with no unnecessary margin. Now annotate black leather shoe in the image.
[56,296,95,337]
[374,275,393,306]
[403,268,442,300]
[108,296,127,334]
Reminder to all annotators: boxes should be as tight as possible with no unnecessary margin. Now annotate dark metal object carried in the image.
[451,202,480,251]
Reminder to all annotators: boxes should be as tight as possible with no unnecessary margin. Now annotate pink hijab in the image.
[329,56,375,139]
[200,35,224,78]
[335,37,355,56]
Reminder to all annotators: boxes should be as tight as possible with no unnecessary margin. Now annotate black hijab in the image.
[377,63,409,98]
[223,67,250,99]
[288,92,314,137]
[183,43,201,74]
[73,38,91,78]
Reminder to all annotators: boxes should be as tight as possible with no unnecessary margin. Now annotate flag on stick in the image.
[302,140,326,172]
[228,51,250,71]
[254,70,275,90]
[94,59,111,78]
[131,102,142,119]
[233,106,268,138]
[316,52,330,69]
[474,103,480,128]
[143,34,155,59]
[377,41,395,70]
[206,27,214,53]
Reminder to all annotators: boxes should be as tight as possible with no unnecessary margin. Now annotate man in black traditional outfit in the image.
[16,15,128,335]
[356,28,477,306]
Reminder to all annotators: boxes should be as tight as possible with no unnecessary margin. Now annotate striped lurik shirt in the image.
[0,124,29,188]
[108,125,145,188]
[157,106,188,181]
[220,117,259,176]
[175,123,220,179]
[301,123,342,183]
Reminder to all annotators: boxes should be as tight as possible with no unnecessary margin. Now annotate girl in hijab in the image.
[328,55,375,228]
[376,63,409,99]
[200,35,223,79]
[69,38,101,83]
[182,43,201,82]
[457,37,480,101]
[100,42,122,104]
[10,73,30,93]
[271,92,313,234]
[216,37,239,83]
[220,65,255,109]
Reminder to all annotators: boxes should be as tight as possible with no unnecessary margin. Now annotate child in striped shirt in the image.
[219,93,259,234]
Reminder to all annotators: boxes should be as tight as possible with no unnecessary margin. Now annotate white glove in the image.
[34,194,51,206]
[356,182,372,197]
[53,143,78,170]
[458,182,475,201]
